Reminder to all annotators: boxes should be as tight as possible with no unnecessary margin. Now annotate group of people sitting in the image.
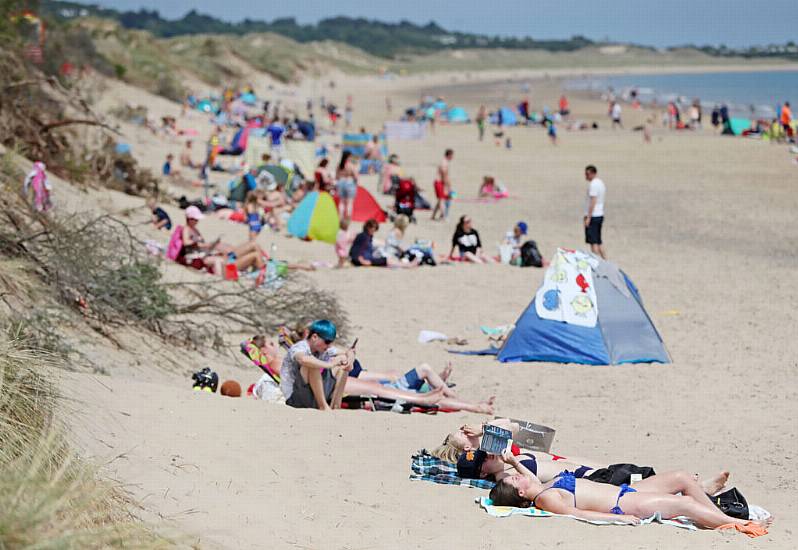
[336,216,436,269]
[429,420,771,532]
[245,320,495,414]
[331,215,537,269]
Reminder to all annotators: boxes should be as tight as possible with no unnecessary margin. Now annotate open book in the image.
[479,424,513,455]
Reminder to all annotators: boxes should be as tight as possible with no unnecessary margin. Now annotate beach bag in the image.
[166,225,184,261]
[520,240,543,268]
[711,487,749,520]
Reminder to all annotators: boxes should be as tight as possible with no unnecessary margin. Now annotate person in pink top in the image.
[335,218,354,268]
[23,162,52,212]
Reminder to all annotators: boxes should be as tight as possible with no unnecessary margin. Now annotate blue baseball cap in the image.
[517,221,528,235]
[309,320,337,343]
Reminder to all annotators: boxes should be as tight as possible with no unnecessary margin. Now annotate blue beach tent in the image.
[497,252,670,365]
[447,107,469,123]
[490,107,518,126]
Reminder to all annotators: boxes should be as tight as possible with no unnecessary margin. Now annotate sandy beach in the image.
[49,64,798,550]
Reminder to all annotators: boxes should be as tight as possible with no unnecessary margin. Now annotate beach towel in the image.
[716,521,768,538]
[409,451,495,490]
[476,496,696,530]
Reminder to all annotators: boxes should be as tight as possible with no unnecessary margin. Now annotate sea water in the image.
[566,70,798,118]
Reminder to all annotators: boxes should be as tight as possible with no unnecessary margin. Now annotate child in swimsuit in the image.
[244,191,264,241]
[489,450,772,531]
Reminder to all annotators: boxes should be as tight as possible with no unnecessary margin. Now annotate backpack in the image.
[520,240,543,268]
[166,225,184,261]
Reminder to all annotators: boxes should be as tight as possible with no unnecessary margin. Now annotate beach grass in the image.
[0,337,170,548]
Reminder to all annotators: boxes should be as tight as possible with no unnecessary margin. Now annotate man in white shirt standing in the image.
[583,165,607,259]
[611,101,623,129]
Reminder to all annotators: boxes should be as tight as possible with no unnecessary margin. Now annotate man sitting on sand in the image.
[248,335,495,414]
[279,320,353,410]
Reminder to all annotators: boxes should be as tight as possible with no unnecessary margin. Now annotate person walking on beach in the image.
[610,102,623,129]
[432,149,454,221]
[583,165,607,260]
[476,105,487,141]
[559,94,570,118]
[344,95,353,128]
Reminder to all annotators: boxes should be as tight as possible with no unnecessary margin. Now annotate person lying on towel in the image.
[489,450,772,531]
[434,421,731,496]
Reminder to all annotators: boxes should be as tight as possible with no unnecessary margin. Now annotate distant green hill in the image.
[42,0,595,58]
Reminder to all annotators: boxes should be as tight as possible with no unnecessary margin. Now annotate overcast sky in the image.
[72,1,797,48]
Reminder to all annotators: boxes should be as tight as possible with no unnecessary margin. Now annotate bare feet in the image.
[701,471,730,495]
[440,362,453,382]
[473,398,495,415]
[414,387,444,406]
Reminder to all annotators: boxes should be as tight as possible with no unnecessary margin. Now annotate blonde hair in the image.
[394,214,410,231]
[429,439,462,464]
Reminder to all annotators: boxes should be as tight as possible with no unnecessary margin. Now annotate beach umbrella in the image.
[287,192,339,244]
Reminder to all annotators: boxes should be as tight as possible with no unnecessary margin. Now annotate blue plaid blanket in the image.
[409,450,495,490]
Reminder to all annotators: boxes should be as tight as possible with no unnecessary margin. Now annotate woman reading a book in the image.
[433,422,731,496]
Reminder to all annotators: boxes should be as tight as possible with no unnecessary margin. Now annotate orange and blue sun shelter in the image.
[287,191,339,244]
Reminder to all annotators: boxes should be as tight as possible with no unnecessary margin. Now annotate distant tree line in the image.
[42,1,594,58]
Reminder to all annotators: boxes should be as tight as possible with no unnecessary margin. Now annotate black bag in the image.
[585,463,656,486]
[520,240,543,268]
[710,487,749,520]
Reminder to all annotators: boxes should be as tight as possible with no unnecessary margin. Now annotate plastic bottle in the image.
[225,252,238,281]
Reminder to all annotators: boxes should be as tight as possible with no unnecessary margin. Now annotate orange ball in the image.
[220,380,242,398]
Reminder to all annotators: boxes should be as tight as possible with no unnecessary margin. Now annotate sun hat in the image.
[309,319,337,343]
[185,205,204,220]
[517,221,528,235]
[457,449,488,479]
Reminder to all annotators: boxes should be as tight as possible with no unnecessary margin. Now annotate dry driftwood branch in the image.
[3,76,57,92]
[40,118,119,135]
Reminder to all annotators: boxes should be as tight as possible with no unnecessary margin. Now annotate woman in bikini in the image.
[433,421,730,496]
[489,450,772,530]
